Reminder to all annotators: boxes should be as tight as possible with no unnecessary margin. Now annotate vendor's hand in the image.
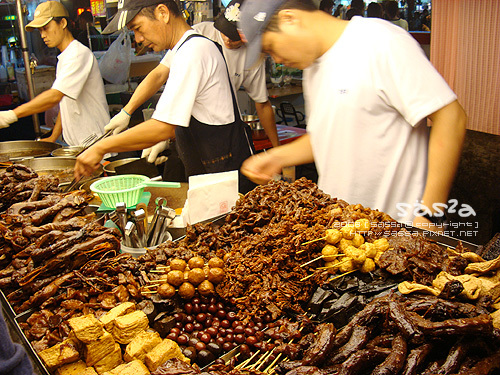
[104,109,131,135]
[241,153,282,185]
[141,140,169,165]
[0,110,17,128]
[74,147,104,180]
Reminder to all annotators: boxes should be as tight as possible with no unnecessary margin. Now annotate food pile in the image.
[272,293,500,375]
[149,256,226,300]
[2,165,500,375]
[38,301,189,375]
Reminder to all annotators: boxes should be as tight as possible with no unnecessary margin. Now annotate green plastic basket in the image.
[90,174,150,208]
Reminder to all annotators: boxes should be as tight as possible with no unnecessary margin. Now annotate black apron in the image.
[173,34,257,194]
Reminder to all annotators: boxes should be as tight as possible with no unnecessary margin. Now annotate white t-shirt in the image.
[304,17,456,222]
[192,22,268,103]
[52,40,109,146]
[390,18,409,31]
[154,30,234,126]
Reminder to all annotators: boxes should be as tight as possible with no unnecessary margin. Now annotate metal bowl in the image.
[51,146,83,157]
[103,158,140,176]
[19,157,103,184]
[0,140,61,161]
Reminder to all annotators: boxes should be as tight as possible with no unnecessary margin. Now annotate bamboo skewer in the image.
[301,236,326,246]
[316,257,350,270]
[300,254,324,267]
[329,269,358,281]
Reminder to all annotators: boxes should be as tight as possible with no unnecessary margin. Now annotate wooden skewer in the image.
[143,283,161,288]
[140,290,157,294]
[300,236,326,246]
[329,269,358,281]
[150,270,167,273]
[317,257,349,270]
[300,272,317,282]
[300,255,324,267]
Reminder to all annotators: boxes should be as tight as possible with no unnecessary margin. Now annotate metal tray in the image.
[14,309,51,375]
[0,141,62,162]
[19,157,103,184]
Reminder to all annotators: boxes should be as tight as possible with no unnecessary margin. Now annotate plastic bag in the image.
[99,31,131,84]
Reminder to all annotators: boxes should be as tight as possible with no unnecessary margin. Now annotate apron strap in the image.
[178,33,255,156]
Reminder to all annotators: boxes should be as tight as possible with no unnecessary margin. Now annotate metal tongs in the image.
[63,129,113,193]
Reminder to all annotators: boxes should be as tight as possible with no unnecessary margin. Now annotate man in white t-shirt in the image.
[238,0,467,230]
[0,1,109,147]
[75,0,256,193]
[104,0,278,166]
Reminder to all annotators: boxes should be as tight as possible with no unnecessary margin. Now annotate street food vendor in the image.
[238,0,467,229]
[0,1,109,147]
[103,0,278,167]
[75,0,256,194]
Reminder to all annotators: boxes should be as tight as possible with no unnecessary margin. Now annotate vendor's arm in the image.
[13,89,64,118]
[413,100,467,230]
[241,133,313,184]
[255,100,279,147]
[42,112,62,143]
[123,64,170,114]
[75,119,176,179]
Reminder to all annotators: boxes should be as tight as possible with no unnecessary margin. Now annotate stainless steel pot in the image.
[51,146,83,157]
[103,158,140,176]
[0,141,61,161]
[242,115,267,140]
[19,157,103,184]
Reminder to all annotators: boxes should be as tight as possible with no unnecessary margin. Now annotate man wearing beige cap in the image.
[0,1,109,148]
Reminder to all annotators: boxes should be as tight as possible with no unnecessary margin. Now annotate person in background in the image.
[0,308,34,375]
[350,0,365,15]
[238,0,467,231]
[367,2,384,18]
[75,0,257,194]
[103,0,279,169]
[0,1,109,147]
[333,4,344,18]
[319,0,335,15]
[385,0,408,31]
[76,10,105,51]
[346,0,365,20]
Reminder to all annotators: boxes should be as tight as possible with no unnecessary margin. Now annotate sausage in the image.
[401,343,432,375]
[371,334,407,375]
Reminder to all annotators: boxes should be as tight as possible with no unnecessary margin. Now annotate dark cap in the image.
[238,0,286,69]
[102,0,165,34]
[214,0,244,42]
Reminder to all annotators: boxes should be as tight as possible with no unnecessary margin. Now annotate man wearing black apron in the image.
[74,0,257,194]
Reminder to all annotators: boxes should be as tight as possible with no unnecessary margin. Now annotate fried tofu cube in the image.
[99,302,136,331]
[124,330,162,362]
[55,361,98,375]
[105,360,150,375]
[94,343,122,374]
[85,331,116,367]
[39,339,80,370]
[68,314,105,343]
[144,339,187,372]
[111,310,149,344]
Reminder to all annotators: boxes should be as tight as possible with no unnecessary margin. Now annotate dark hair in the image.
[319,0,334,12]
[79,10,94,24]
[265,0,317,32]
[345,7,363,20]
[52,17,73,36]
[366,2,383,18]
[140,0,181,19]
[350,0,365,11]
[385,1,399,19]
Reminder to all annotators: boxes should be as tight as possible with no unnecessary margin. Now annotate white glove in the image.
[0,110,17,129]
[104,109,131,135]
[141,140,169,165]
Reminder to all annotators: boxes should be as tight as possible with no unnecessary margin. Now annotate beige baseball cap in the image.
[25,1,69,32]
